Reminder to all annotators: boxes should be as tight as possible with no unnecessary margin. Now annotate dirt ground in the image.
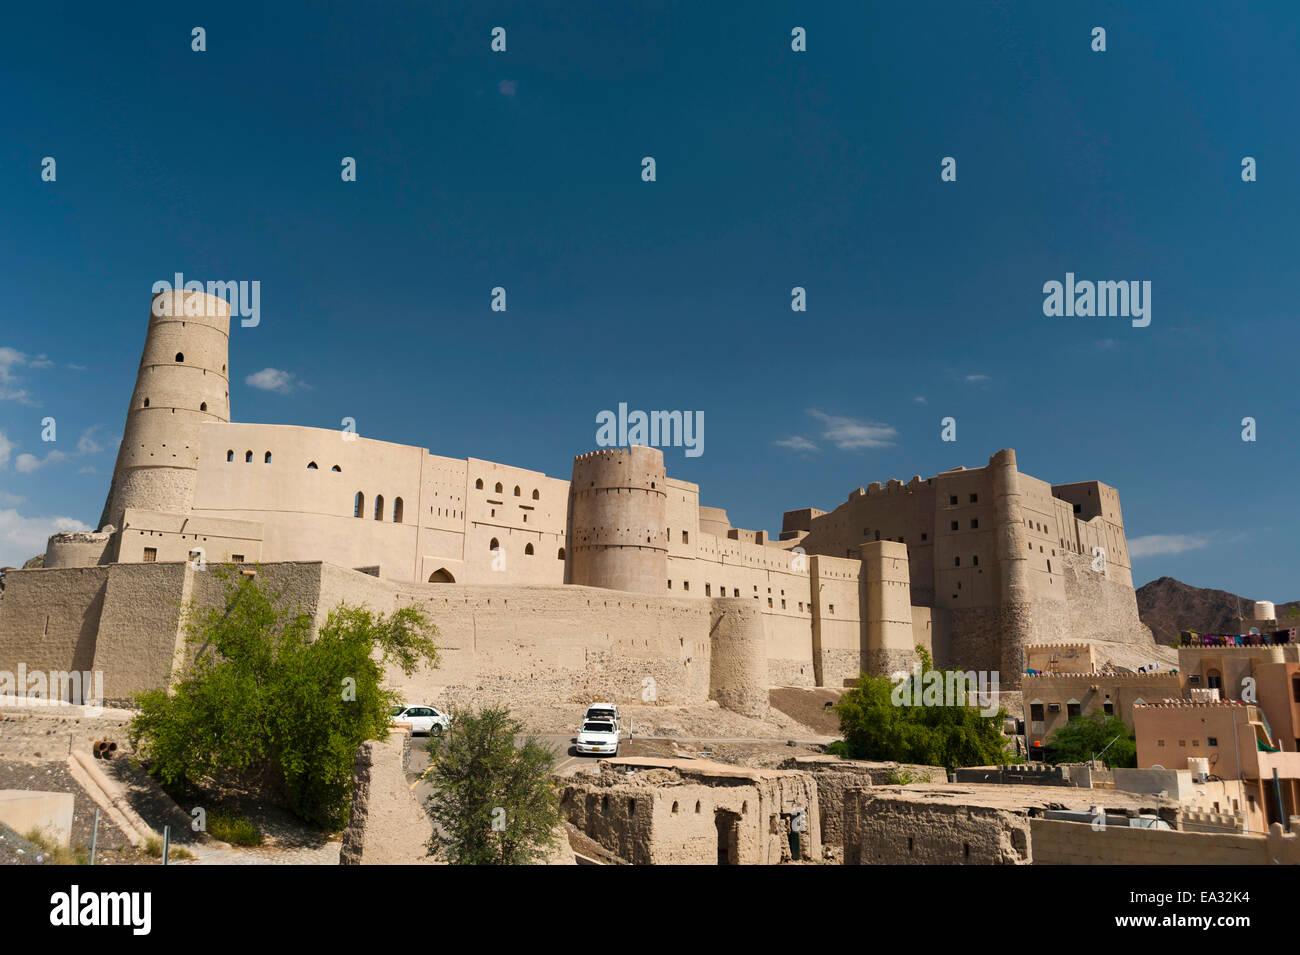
[768,686,845,736]
[0,759,151,865]
[504,695,832,741]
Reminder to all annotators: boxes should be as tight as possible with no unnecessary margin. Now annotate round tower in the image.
[97,289,231,531]
[990,448,1035,685]
[567,446,667,594]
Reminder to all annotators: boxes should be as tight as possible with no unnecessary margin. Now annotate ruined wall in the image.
[340,728,434,865]
[42,532,113,569]
[560,763,820,865]
[781,756,947,847]
[842,789,1032,865]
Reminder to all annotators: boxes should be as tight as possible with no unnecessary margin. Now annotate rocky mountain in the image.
[1136,576,1300,646]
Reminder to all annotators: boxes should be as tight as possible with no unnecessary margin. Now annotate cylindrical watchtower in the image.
[567,446,667,594]
[97,289,231,530]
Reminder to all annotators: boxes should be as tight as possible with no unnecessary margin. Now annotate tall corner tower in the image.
[989,447,1035,683]
[567,445,668,594]
[98,289,232,531]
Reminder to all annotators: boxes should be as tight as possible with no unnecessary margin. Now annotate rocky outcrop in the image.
[1137,576,1299,646]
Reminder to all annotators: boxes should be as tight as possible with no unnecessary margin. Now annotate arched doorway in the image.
[428,568,455,583]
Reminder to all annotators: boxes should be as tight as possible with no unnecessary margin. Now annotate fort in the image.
[0,290,1155,710]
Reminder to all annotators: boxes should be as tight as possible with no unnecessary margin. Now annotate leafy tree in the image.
[1043,711,1136,768]
[833,646,1014,772]
[424,706,561,865]
[129,569,439,829]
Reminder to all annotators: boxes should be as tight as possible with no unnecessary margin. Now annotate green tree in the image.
[833,647,1014,772]
[129,569,439,829]
[1043,711,1136,768]
[424,706,561,865]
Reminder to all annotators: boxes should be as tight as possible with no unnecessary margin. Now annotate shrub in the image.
[424,706,561,865]
[834,647,1013,772]
[129,569,439,830]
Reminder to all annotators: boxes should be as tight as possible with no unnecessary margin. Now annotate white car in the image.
[584,702,620,730]
[391,704,451,736]
[576,719,620,757]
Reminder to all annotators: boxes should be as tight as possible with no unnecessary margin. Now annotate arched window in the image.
[200,402,207,412]
[175,352,184,362]
[331,465,341,472]
[475,479,484,489]
[143,398,150,407]
[494,482,503,494]
[307,461,318,469]
[513,486,521,497]
[226,450,234,462]
[354,492,365,518]
[245,450,253,463]
[374,495,384,520]
[525,543,534,555]
[489,537,500,551]
[264,451,272,464]
[532,489,539,500]
[557,547,566,560]
[393,497,404,523]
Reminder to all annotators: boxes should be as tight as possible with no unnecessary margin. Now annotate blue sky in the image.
[1,2,1297,600]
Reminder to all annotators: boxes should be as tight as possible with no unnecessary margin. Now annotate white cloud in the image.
[0,509,90,568]
[774,435,819,453]
[0,347,42,403]
[498,79,517,97]
[15,450,67,474]
[0,430,11,468]
[1127,534,1210,559]
[806,409,898,450]
[913,396,926,404]
[963,374,990,383]
[76,425,104,456]
[245,368,303,394]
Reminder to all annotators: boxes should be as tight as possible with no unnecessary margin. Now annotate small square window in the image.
[143,547,157,563]
[231,554,244,563]
[1207,736,1218,746]
[951,521,959,531]
[949,495,957,505]
[969,493,978,503]
[970,519,979,529]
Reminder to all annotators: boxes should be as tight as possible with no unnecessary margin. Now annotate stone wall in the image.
[1059,551,1153,648]
[387,583,711,709]
[1030,818,1300,865]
